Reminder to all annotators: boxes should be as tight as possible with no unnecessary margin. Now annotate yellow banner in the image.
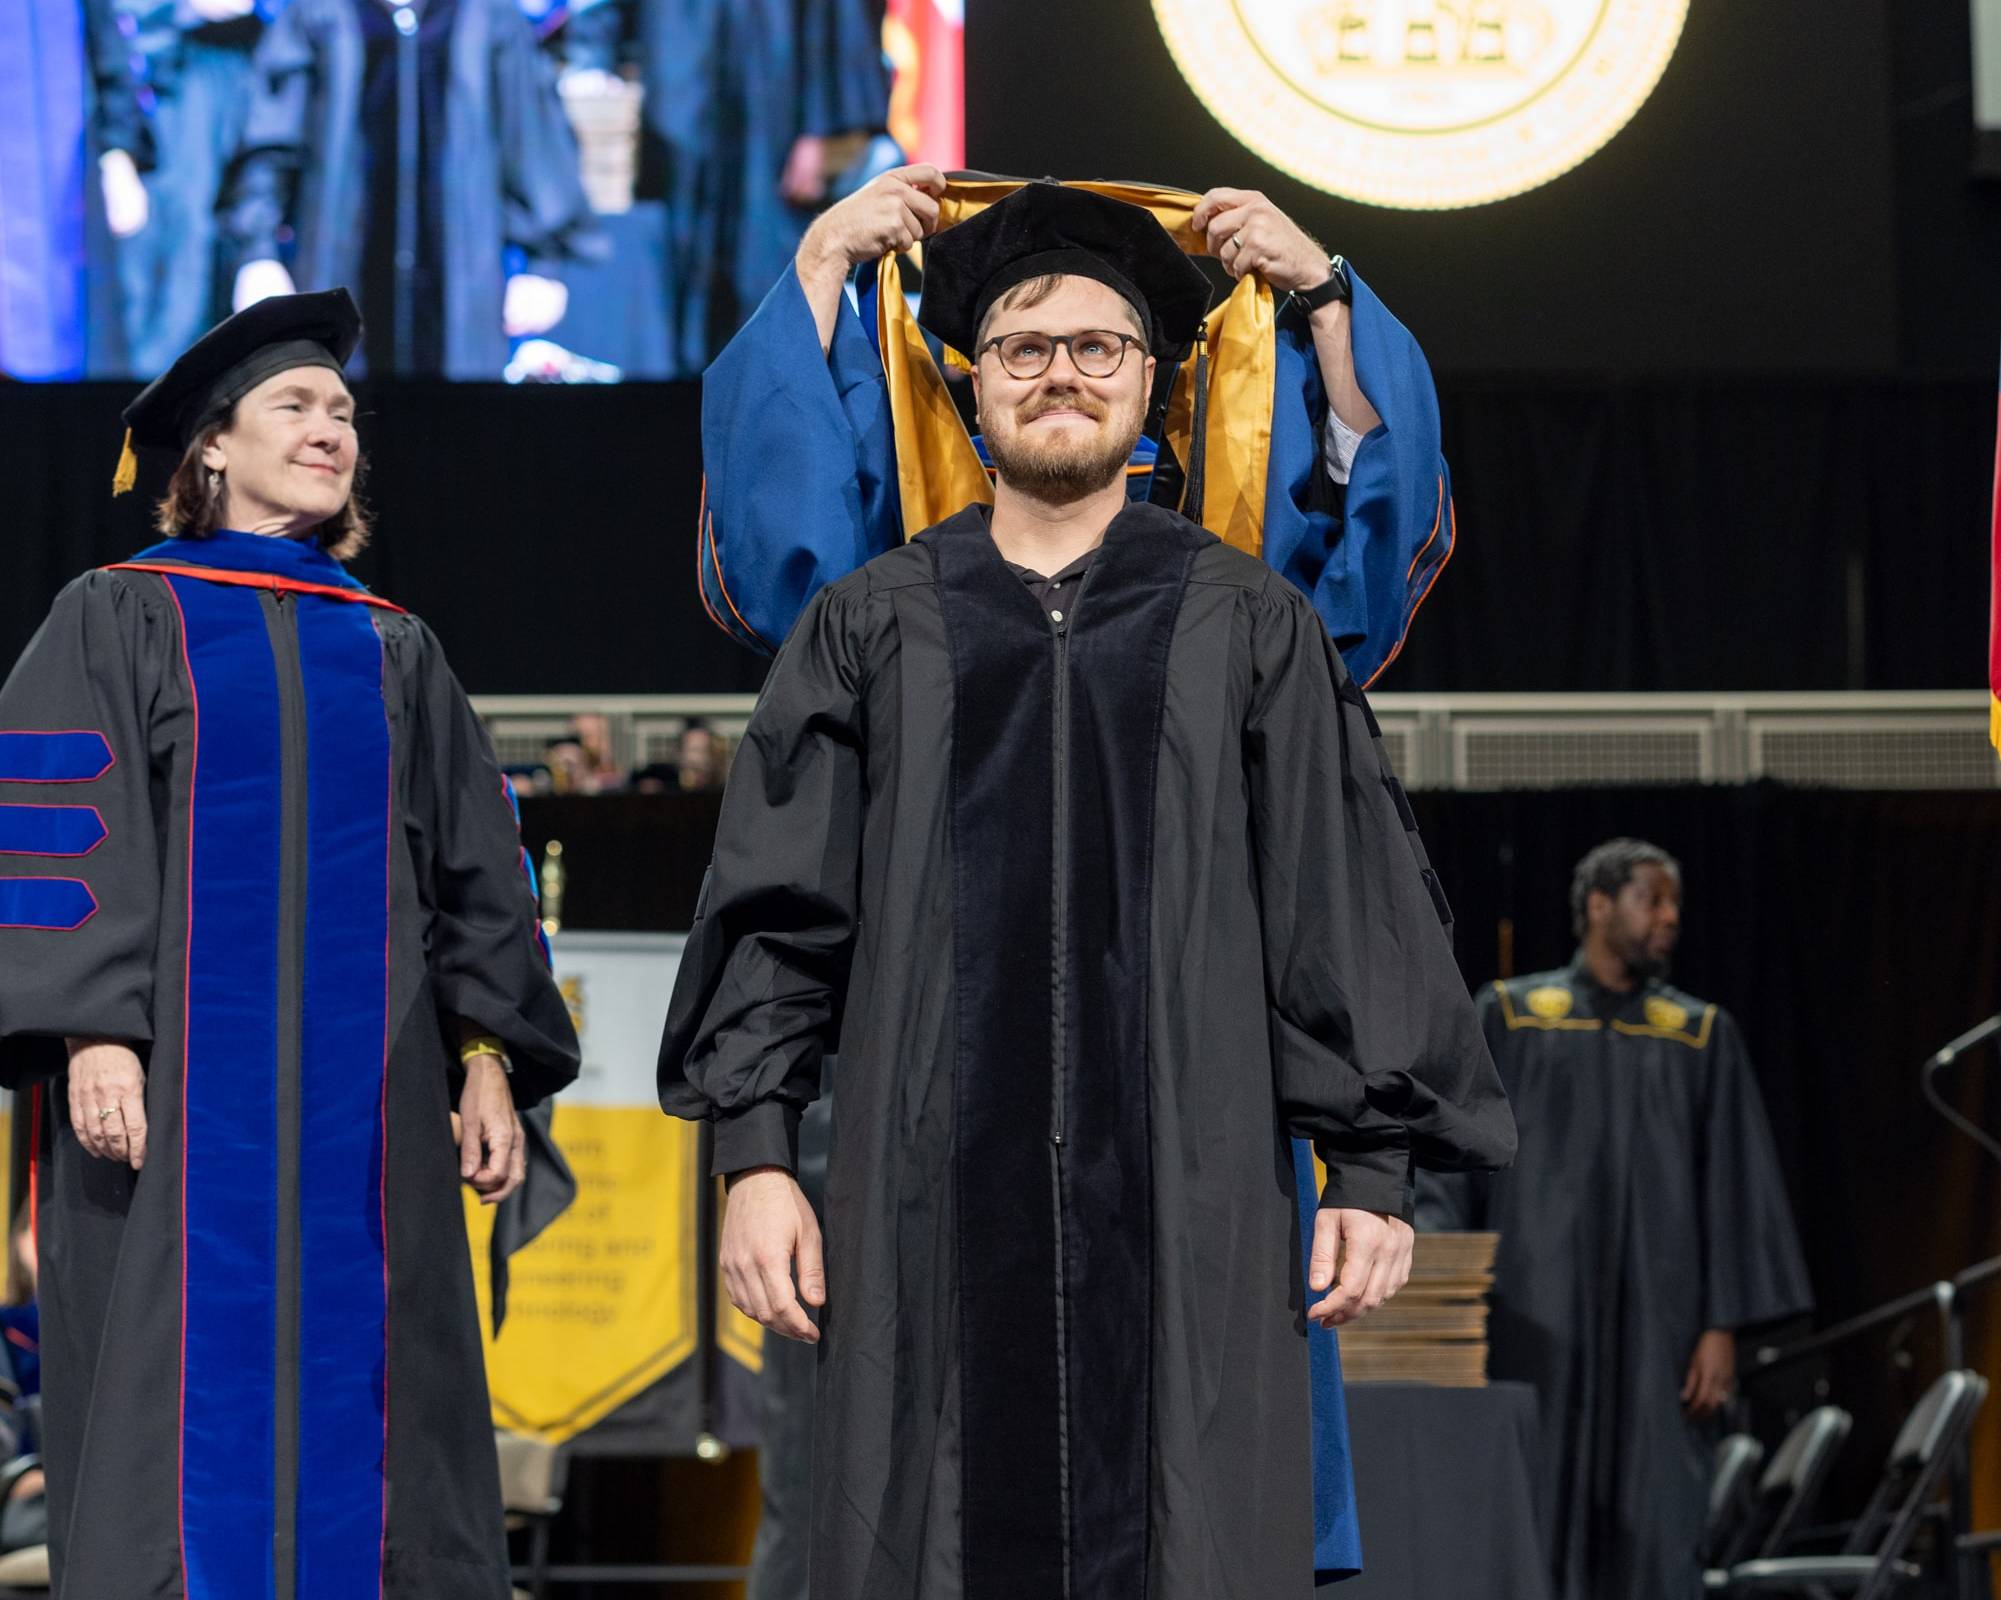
[467,1105,697,1443]
[464,933,762,1444]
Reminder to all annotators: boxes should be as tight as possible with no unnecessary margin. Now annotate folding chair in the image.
[0,1452,48,1593]
[1718,1370,1987,1598]
[1709,1406,1853,1575]
[1708,1433,1768,1567]
[496,1429,565,1600]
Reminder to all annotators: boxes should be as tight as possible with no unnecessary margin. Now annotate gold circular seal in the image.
[1525,985,1573,1020]
[1150,0,1690,210]
[1643,995,1690,1031]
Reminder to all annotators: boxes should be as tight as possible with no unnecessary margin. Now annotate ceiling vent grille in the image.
[471,694,1995,792]
[1748,720,1998,790]
[1454,719,1713,790]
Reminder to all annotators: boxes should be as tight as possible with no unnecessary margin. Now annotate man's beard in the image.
[1616,930,1672,983]
[983,390,1145,503]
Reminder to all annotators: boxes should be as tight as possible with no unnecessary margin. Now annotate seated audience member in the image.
[674,719,726,792]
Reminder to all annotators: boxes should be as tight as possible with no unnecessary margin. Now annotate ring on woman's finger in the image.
[96,1107,115,1121]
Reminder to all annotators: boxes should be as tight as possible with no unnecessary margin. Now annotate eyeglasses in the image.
[974,329,1143,380]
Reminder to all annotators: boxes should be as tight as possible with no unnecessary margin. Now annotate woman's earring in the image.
[207,469,221,497]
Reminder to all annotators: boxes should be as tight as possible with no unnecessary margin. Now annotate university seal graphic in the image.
[1151,0,1689,209]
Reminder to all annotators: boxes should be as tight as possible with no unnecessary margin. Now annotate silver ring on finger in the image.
[1226,232,1242,255]
[96,1106,115,1121]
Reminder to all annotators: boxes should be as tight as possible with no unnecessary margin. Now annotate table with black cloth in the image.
[1340,1381,1551,1599]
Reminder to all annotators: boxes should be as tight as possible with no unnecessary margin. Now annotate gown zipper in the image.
[1046,566,1092,1598]
[264,589,309,1600]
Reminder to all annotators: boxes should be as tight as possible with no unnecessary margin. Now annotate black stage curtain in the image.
[1409,378,1993,692]
[4,377,1989,695]
[523,782,2001,1528]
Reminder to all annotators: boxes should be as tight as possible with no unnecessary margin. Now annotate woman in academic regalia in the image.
[0,289,580,1600]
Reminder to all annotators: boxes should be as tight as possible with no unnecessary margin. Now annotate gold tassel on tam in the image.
[111,430,138,497]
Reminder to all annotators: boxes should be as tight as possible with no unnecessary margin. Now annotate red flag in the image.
[884,0,964,171]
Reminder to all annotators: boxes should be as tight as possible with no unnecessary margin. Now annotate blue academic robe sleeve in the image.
[1261,264,1453,687]
[698,262,900,653]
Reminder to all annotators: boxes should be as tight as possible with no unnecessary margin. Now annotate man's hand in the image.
[1190,187,1333,293]
[795,164,945,351]
[66,1039,148,1169]
[1195,185,1380,434]
[100,150,149,239]
[720,1166,824,1344]
[779,134,831,206]
[458,1055,525,1204]
[504,273,569,338]
[1307,1206,1414,1328]
[1682,1328,1736,1418]
[798,163,945,275]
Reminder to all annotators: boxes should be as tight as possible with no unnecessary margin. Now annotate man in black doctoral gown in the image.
[551,0,890,377]
[221,0,599,376]
[1419,838,1812,1600]
[113,0,274,375]
[660,181,1518,1600]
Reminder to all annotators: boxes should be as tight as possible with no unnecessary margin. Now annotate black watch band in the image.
[1287,255,1351,317]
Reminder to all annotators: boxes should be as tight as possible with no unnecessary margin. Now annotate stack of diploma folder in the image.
[1337,1231,1498,1387]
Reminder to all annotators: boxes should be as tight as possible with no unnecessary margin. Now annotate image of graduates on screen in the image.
[0,0,897,382]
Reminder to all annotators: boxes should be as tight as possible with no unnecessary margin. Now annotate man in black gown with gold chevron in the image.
[1420,837,1811,1600]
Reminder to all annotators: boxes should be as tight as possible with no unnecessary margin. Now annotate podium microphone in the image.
[1922,1012,2001,1165]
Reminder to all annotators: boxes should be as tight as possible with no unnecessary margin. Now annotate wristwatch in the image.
[1287,255,1352,317]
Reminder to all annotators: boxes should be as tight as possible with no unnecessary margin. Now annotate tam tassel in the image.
[111,429,138,497]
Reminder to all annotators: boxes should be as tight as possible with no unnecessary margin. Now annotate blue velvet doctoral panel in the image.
[0,878,97,931]
[929,505,1203,1600]
[0,731,111,983]
[164,572,392,1600]
[294,593,394,1597]
[168,573,285,1600]
[0,804,107,857]
[0,731,115,784]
